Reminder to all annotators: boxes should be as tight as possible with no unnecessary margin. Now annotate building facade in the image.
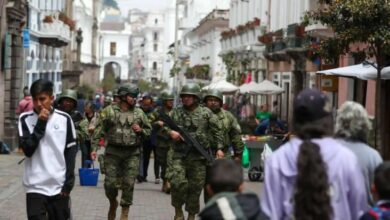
[99,8,131,81]
[188,9,229,82]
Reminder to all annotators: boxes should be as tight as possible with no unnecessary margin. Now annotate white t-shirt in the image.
[18,109,77,196]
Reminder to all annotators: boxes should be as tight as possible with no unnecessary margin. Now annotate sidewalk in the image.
[0,153,262,220]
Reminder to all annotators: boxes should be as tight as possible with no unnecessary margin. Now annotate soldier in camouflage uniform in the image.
[57,89,86,143]
[165,83,224,220]
[148,91,175,193]
[91,84,151,220]
[203,89,244,202]
[203,89,244,160]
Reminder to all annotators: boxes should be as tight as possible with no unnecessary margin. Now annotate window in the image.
[154,32,158,41]
[153,44,158,52]
[153,62,157,70]
[110,42,116,56]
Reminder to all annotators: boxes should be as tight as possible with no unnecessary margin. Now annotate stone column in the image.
[76,28,83,70]
[4,0,26,149]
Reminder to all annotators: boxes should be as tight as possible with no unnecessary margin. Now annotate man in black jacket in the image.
[18,79,77,220]
[199,159,267,220]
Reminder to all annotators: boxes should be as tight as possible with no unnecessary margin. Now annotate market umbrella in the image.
[317,63,390,80]
[239,81,263,94]
[253,79,284,95]
[202,79,239,93]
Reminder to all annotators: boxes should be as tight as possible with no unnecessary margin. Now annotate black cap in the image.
[293,88,331,123]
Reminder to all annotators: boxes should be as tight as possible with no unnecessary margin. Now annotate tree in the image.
[304,0,390,157]
[101,73,116,93]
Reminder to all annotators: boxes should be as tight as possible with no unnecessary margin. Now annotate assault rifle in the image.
[158,109,214,164]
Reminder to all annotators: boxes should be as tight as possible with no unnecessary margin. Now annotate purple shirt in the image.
[261,137,368,220]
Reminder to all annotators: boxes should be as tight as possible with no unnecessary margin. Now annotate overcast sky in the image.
[117,0,168,14]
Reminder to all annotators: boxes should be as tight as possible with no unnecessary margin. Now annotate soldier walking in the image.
[203,89,244,202]
[148,91,175,193]
[90,84,152,220]
[165,84,224,220]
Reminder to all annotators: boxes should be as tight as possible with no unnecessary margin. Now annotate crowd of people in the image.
[17,79,390,220]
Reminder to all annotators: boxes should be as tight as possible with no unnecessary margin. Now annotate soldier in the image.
[203,89,244,202]
[203,89,244,161]
[148,91,175,193]
[166,83,224,220]
[90,84,152,220]
[57,89,86,144]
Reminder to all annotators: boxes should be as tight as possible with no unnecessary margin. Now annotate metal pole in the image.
[173,0,180,105]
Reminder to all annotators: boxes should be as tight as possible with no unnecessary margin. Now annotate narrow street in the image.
[0,152,262,220]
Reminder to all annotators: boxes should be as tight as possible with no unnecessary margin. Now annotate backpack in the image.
[368,206,390,220]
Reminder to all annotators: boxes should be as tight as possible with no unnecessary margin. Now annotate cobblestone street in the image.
[0,153,262,220]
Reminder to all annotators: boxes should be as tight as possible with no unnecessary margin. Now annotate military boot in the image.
[187,213,195,220]
[107,199,118,220]
[120,206,130,220]
[161,181,167,192]
[174,207,184,220]
[165,181,171,194]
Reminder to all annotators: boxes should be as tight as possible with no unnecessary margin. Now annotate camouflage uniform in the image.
[92,86,151,209]
[148,92,174,191]
[203,90,244,202]
[167,84,224,216]
[204,90,244,158]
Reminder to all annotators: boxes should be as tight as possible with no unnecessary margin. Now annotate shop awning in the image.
[317,63,390,80]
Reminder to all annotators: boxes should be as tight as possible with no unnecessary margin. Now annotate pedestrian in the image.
[255,104,271,125]
[16,86,33,114]
[272,100,279,117]
[335,101,383,205]
[140,93,160,183]
[166,83,224,220]
[90,84,151,220]
[79,101,99,168]
[199,159,265,220]
[203,89,244,202]
[18,79,77,220]
[261,88,368,220]
[360,162,390,220]
[148,91,175,193]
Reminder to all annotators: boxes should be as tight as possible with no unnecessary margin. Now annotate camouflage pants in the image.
[171,157,206,214]
[164,147,174,181]
[104,147,139,207]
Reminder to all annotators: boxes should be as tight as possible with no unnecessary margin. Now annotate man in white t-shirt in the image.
[18,79,77,220]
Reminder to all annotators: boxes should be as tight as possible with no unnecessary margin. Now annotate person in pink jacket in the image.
[261,88,369,220]
[16,86,33,114]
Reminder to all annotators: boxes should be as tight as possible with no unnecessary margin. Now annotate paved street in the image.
[0,152,262,220]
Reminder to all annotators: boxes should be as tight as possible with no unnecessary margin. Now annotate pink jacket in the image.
[16,96,33,114]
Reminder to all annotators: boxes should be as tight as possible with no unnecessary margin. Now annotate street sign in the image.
[22,29,30,48]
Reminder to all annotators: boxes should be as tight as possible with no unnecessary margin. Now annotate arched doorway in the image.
[104,62,121,82]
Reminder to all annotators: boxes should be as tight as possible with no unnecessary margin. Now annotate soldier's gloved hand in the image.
[169,130,183,142]
[216,150,224,159]
[132,124,142,133]
[90,151,97,161]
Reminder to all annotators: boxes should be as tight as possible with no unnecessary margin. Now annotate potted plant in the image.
[43,15,53,23]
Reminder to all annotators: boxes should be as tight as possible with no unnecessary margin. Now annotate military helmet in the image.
[106,91,113,97]
[180,83,201,100]
[113,89,119,97]
[160,91,174,101]
[59,89,78,103]
[118,84,139,97]
[203,89,223,103]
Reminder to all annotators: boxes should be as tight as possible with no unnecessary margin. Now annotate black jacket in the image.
[199,192,268,220]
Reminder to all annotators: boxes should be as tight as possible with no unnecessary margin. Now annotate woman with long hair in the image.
[261,89,368,220]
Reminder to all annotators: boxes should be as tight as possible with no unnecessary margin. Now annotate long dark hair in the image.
[293,115,333,220]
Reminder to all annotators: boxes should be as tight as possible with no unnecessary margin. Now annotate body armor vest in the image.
[107,108,142,147]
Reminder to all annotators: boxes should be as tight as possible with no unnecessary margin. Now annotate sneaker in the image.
[155,178,161,184]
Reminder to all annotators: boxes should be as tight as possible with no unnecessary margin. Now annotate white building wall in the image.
[99,32,131,80]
